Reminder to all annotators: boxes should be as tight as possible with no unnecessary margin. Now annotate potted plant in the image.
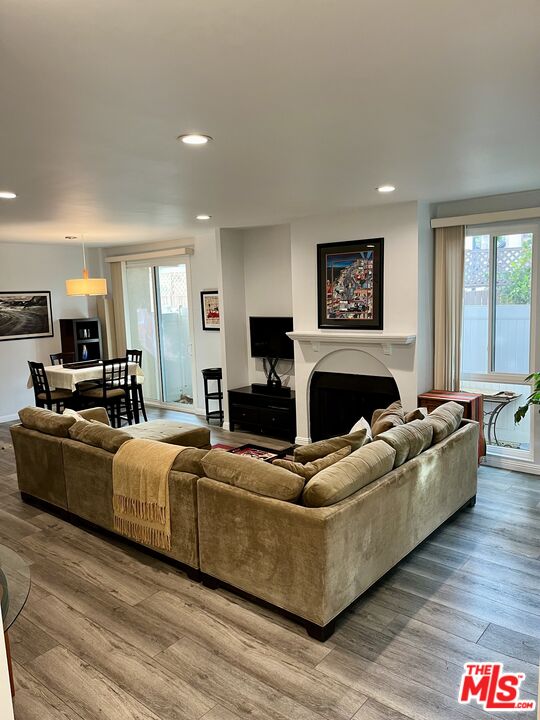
[514,372,540,423]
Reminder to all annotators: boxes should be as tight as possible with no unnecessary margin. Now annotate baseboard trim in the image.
[222,421,231,431]
[295,436,311,445]
[484,456,540,475]
[0,413,18,423]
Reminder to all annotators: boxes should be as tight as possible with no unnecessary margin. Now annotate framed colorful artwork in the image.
[317,238,384,330]
[0,291,53,341]
[200,290,220,331]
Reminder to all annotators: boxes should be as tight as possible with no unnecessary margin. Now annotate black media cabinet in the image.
[228,386,296,442]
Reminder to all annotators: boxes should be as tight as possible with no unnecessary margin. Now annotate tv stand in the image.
[228,386,296,442]
[251,383,291,398]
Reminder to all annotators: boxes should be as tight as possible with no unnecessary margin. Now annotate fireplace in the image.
[309,371,399,441]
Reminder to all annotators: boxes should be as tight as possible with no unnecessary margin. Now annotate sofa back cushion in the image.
[19,406,75,438]
[302,441,396,507]
[293,428,367,464]
[69,419,132,454]
[272,446,351,481]
[371,400,405,437]
[78,407,111,425]
[376,419,434,467]
[425,401,464,444]
[171,447,208,476]
[201,449,304,502]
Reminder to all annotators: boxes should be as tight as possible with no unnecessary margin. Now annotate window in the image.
[461,225,535,456]
[462,229,533,376]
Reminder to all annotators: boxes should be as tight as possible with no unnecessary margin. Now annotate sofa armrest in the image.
[197,422,478,627]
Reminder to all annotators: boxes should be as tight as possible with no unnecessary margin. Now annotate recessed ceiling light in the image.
[377,185,396,193]
[177,133,213,145]
[196,214,212,220]
[0,191,17,199]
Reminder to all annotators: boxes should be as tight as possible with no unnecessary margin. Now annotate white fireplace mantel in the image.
[287,330,416,356]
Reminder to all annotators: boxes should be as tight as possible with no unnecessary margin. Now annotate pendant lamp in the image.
[66,237,108,296]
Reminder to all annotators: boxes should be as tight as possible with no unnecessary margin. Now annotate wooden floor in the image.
[1,409,539,720]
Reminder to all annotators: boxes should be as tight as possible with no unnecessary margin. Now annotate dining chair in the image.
[126,348,148,422]
[50,352,75,366]
[79,357,133,427]
[28,361,74,412]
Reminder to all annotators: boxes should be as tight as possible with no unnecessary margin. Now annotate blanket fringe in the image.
[113,495,167,524]
[113,516,171,551]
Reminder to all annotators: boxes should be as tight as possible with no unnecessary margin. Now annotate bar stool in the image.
[202,368,224,425]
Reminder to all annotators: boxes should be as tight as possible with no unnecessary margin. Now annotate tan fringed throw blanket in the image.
[112,438,184,551]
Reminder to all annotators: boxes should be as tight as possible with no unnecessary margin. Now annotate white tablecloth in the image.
[27,362,144,392]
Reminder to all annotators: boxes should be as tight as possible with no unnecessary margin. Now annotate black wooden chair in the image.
[79,357,133,427]
[50,352,75,366]
[28,361,74,412]
[126,349,148,422]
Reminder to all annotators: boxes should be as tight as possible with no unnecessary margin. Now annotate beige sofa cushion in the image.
[19,406,75,438]
[371,401,405,437]
[293,428,367,464]
[202,449,304,502]
[272,446,351,481]
[69,419,132,453]
[376,419,433,467]
[171,447,208,476]
[404,408,425,423]
[78,407,111,425]
[425,401,464,444]
[302,441,396,507]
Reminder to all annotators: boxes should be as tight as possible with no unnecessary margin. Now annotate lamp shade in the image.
[66,268,107,296]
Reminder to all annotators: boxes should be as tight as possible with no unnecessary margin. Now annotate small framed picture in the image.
[0,291,54,341]
[200,290,220,331]
[317,238,384,330]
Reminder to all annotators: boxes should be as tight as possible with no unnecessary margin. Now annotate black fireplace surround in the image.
[309,371,399,441]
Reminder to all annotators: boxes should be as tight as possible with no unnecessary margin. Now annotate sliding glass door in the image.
[124,259,194,408]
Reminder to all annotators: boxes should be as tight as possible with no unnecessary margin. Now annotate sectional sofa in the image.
[10,403,478,640]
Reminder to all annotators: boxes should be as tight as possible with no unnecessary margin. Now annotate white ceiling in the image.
[1,0,540,246]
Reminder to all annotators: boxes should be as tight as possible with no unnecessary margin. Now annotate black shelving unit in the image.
[228,386,296,442]
[59,318,103,362]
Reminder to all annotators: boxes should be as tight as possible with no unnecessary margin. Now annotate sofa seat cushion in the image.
[202,449,304,502]
[123,420,210,448]
[19,406,76,438]
[171,447,209,476]
[302,441,396,507]
[293,428,368,464]
[376,419,433,467]
[425,401,464,444]
[272,446,351,480]
[69,419,131,453]
[371,401,405,437]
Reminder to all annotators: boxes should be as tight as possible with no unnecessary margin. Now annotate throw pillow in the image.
[302,441,395,507]
[272,445,351,481]
[376,419,433,466]
[201,449,304,502]
[371,400,405,437]
[349,416,373,441]
[424,401,464,444]
[293,428,368,464]
[69,419,132,454]
[63,408,86,422]
[19,406,75,438]
[404,408,425,423]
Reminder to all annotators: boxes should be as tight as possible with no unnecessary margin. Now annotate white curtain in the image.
[110,262,127,357]
[434,225,465,391]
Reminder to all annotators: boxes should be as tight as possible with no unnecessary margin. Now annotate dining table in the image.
[27,361,146,423]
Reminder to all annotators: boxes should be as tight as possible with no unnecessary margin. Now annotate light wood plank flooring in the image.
[0,409,538,720]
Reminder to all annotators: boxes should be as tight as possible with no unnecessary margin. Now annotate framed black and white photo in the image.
[0,291,53,341]
[317,238,384,330]
[200,290,220,331]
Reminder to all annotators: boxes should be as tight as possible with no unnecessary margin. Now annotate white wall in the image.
[0,242,90,420]
[100,234,221,412]
[242,224,294,387]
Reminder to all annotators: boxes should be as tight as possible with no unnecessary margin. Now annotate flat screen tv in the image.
[249,316,294,359]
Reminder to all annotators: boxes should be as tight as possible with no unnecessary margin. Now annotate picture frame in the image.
[200,290,220,331]
[317,238,384,330]
[0,291,54,341]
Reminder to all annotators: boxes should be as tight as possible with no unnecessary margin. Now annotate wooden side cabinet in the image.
[59,317,103,362]
[418,390,486,461]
